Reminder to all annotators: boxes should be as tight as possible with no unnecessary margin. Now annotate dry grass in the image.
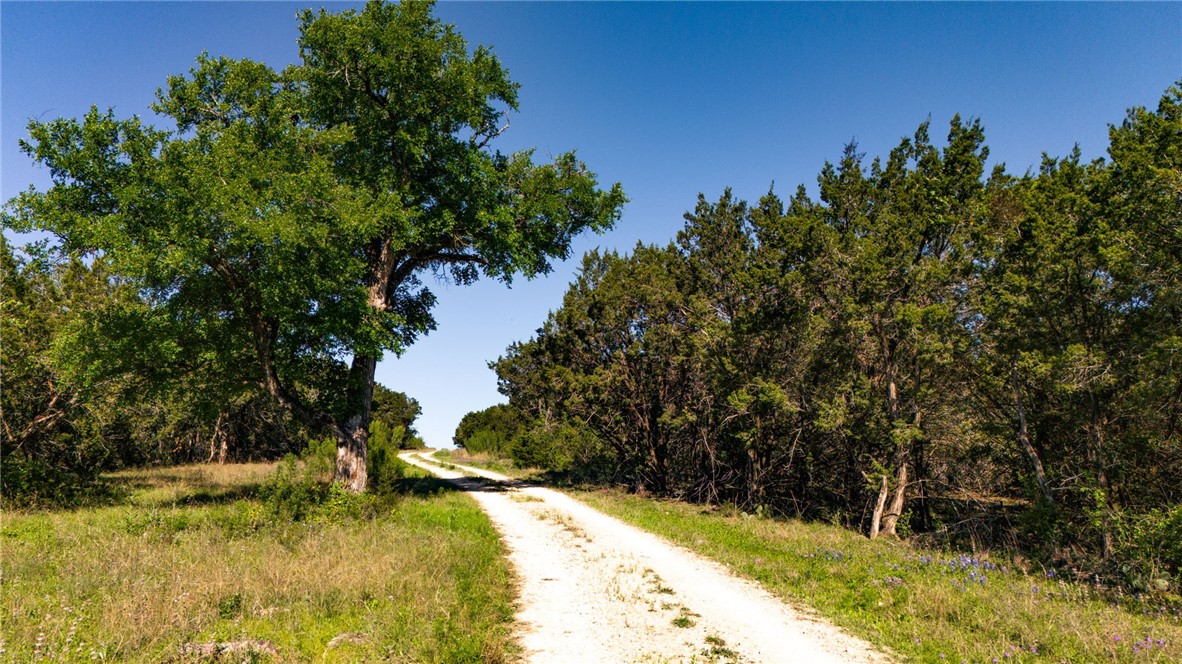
[108,463,280,507]
[1,463,515,662]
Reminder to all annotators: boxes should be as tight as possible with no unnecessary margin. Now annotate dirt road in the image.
[400,452,891,664]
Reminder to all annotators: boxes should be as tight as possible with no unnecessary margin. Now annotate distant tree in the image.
[453,404,527,455]
[4,0,624,492]
[371,384,423,449]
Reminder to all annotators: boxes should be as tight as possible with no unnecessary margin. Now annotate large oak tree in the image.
[4,0,625,491]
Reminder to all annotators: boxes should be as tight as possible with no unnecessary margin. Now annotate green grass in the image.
[1,463,516,663]
[430,450,537,479]
[575,488,1182,663]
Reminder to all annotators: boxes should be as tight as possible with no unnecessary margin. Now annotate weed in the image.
[217,593,244,619]
[537,509,591,541]
[672,606,698,628]
[701,635,739,662]
[643,570,676,596]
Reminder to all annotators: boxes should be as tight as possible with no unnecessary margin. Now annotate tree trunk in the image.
[333,242,399,493]
[870,473,889,539]
[1011,365,1053,505]
[1087,391,1114,559]
[747,446,758,508]
[880,461,908,536]
[208,412,229,464]
[876,374,909,537]
[212,422,229,465]
[912,440,932,532]
[336,354,377,493]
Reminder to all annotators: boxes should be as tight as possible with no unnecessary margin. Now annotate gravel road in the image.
[400,451,892,664]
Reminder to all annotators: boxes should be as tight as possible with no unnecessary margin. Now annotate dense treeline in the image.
[1,234,424,506]
[490,85,1182,589]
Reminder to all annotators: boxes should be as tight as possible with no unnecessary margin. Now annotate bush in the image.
[258,454,327,522]
[367,428,409,494]
[297,431,409,494]
[1113,505,1182,593]
[466,429,508,456]
[262,431,411,523]
[510,420,609,475]
[299,436,337,479]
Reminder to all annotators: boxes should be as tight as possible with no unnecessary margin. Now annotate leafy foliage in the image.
[453,404,527,456]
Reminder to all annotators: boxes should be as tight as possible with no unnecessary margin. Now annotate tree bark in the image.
[912,440,932,532]
[1011,365,1053,505]
[336,353,377,493]
[332,240,401,493]
[880,461,908,536]
[1087,391,1114,559]
[870,473,889,539]
[207,412,229,465]
[876,374,909,537]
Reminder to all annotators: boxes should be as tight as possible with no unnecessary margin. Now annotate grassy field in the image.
[575,488,1181,663]
[1,461,516,663]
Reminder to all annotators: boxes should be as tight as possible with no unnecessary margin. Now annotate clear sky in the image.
[3,1,1179,448]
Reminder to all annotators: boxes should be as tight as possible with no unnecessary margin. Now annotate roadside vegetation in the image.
[0,457,516,663]
[431,448,536,480]
[575,488,1181,663]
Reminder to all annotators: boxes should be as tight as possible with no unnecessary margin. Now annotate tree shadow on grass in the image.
[167,484,266,506]
[101,471,270,509]
[387,473,537,496]
[387,475,462,497]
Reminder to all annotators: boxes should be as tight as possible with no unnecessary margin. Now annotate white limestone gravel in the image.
[400,451,892,664]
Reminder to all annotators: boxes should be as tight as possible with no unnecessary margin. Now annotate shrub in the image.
[366,434,409,495]
[508,420,610,477]
[257,454,327,522]
[1113,505,1182,593]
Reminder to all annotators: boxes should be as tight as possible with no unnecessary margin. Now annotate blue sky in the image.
[3,2,1179,448]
